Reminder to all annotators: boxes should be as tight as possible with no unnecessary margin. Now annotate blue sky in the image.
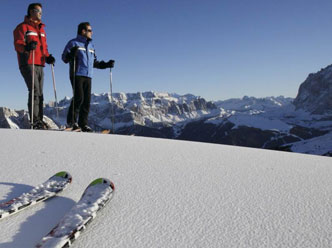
[2,0,332,109]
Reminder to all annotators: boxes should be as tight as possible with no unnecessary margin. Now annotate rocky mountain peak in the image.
[44,91,218,131]
[294,64,332,114]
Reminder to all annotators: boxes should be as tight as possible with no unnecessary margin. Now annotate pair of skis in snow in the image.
[0,171,115,248]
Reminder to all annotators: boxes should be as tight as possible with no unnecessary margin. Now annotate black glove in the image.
[97,60,107,69]
[94,59,115,69]
[66,46,79,61]
[105,60,115,68]
[46,54,55,64]
[25,41,37,51]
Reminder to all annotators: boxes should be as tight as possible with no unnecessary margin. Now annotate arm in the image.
[93,52,115,69]
[62,41,74,64]
[93,58,105,69]
[43,31,55,64]
[13,25,27,54]
[41,28,50,58]
[93,51,102,68]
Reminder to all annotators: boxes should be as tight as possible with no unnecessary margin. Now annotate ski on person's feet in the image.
[63,123,82,132]
[36,178,115,248]
[0,171,72,220]
[101,129,111,134]
[63,127,81,132]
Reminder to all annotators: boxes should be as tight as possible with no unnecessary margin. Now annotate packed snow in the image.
[0,129,331,247]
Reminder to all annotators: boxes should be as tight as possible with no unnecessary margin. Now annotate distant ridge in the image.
[1,88,332,156]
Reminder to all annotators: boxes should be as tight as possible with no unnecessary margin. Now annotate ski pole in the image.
[31,50,35,129]
[110,68,115,134]
[72,55,76,125]
[51,64,59,118]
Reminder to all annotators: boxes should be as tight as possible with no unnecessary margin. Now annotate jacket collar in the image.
[77,34,92,43]
[24,16,45,29]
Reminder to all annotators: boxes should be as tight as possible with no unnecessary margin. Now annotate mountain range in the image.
[1,64,332,157]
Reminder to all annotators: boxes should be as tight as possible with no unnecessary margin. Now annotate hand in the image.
[66,46,79,61]
[25,41,37,51]
[94,59,115,69]
[46,54,55,64]
[98,61,107,69]
[69,46,79,58]
[105,60,115,68]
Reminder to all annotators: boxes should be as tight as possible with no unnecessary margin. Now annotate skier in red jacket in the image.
[13,3,55,129]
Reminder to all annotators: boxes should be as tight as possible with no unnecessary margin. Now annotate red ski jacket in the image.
[13,16,50,67]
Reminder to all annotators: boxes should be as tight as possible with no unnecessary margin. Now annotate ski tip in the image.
[54,171,73,183]
[89,178,115,190]
[110,180,115,191]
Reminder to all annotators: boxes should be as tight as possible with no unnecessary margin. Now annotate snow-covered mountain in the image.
[44,92,218,132]
[1,91,331,156]
[215,95,293,113]
[2,64,332,156]
[0,107,57,130]
[1,90,331,156]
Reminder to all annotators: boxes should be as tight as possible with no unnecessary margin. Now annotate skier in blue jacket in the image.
[62,22,114,132]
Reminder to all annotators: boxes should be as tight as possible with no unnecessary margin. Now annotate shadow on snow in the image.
[0,182,75,248]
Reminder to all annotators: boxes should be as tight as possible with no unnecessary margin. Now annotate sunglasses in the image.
[87,29,93,33]
[32,9,42,14]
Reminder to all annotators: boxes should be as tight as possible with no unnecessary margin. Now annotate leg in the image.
[78,77,91,127]
[67,76,84,125]
[20,65,39,124]
[37,66,44,122]
[32,66,44,124]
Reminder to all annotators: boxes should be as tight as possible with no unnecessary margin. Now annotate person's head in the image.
[77,22,93,39]
[27,3,42,21]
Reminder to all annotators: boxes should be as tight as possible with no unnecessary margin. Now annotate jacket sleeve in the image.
[93,50,104,69]
[13,25,27,54]
[43,32,50,58]
[93,53,100,68]
[62,41,72,64]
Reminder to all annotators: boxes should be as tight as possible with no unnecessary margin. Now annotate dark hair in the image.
[27,3,42,16]
[77,22,91,35]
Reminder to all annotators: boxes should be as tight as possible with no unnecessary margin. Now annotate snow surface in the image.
[0,174,70,216]
[0,129,331,248]
[37,180,113,247]
[228,114,292,132]
[289,132,332,155]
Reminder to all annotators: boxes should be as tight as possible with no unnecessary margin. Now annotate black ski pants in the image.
[67,76,91,127]
[20,65,44,123]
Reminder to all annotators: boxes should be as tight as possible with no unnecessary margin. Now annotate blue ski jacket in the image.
[62,35,96,78]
